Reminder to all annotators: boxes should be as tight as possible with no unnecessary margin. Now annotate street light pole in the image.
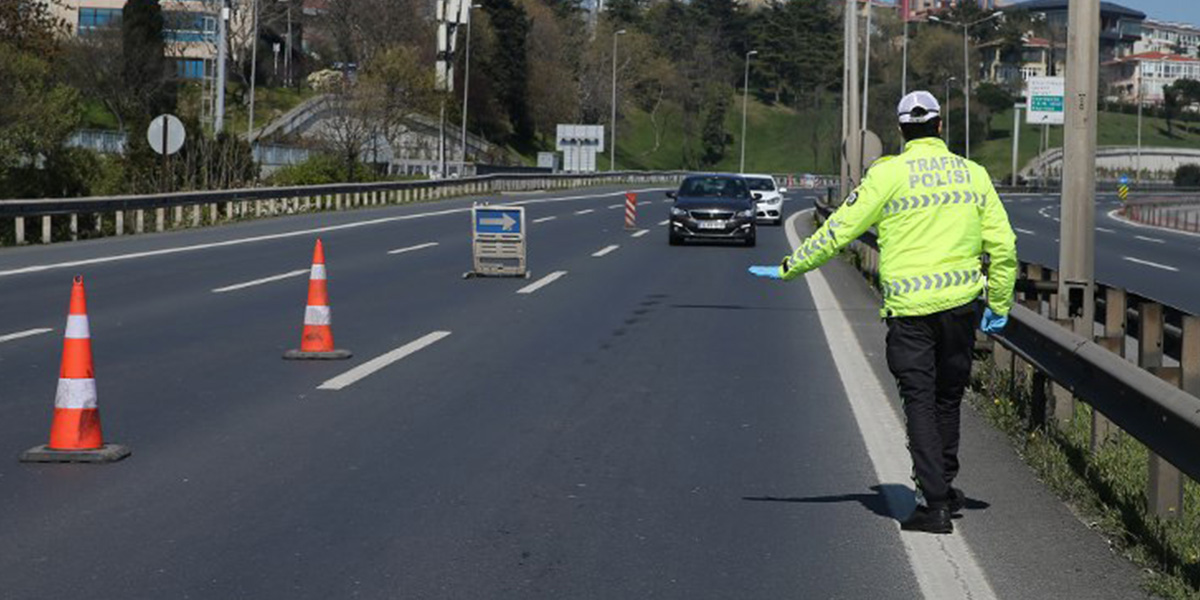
[740,50,757,173]
[929,12,1002,160]
[901,8,909,96]
[459,4,481,177]
[944,77,957,145]
[247,0,260,140]
[610,28,626,172]
[1136,71,1143,184]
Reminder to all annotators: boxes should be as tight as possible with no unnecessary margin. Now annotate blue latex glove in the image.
[981,308,1008,334]
[748,266,783,280]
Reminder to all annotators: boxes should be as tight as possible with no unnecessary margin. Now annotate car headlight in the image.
[670,207,688,217]
[737,209,755,218]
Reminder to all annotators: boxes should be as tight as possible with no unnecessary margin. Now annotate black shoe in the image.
[948,488,966,514]
[901,505,953,534]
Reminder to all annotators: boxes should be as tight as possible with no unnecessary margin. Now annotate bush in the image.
[1174,164,1200,188]
[268,153,386,186]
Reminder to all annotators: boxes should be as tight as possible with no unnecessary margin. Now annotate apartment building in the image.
[1105,51,1200,104]
[1135,19,1200,58]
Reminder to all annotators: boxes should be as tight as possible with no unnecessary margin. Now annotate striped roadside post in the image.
[624,192,637,230]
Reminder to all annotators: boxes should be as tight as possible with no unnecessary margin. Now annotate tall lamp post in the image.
[459,3,482,177]
[740,50,758,173]
[929,11,1003,159]
[610,29,626,172]
[944,77,957,145]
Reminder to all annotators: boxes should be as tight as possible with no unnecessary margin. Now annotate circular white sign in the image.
[147,114,186,156]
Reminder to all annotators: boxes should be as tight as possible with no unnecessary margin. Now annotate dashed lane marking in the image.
[631,230,649,238]
[575,209,595,215]
[387,242,440,255]
[1014,227,1035,236]
[1135,235,1165,244]
[212,269,309,293]
[1123,256,1179,272]
[607,204,623,209]
[517,270,568,294]
[317,331,452,391]
[0,328,54,344]
[532,216,557,224]
[1096,227,1116,233]
[592,244,620,257]
[785,211,999,600]
[658,219,670,226]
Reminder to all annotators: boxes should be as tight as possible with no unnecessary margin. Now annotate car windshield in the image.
[746,178,776,191]
[679,177,749,198]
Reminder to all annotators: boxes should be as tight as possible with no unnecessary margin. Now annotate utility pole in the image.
[944,77,956,145]
[610,29,626,172]
[840,0,861,198]
[284,0,292,87]
[1012,103,1024,186]
[459,4,481,177]
[247,0,260,140]
[1058,0,1098,334]
[930,12,1002,160]
[1136,71,1144,185]
[901,0,909,97]
[740,50,757,173]
[861,0,872,146]
[214,0,228,133]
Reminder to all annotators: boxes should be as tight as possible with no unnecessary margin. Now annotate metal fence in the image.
[0,171,687,247]
[814,198,1200,520]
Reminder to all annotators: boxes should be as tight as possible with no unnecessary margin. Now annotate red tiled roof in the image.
[1120,51,1200,63]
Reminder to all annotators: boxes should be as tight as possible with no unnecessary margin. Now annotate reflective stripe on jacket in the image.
[781,137,1017,318]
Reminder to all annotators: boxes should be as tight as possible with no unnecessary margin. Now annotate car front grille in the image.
[689,210,735,220]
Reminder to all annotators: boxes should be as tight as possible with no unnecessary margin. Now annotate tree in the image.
[1163,83,1181,137]
[482,0,534,144]
[122,0,176,118]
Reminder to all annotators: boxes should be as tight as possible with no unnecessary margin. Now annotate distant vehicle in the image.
[744,174,787,225]
[667,174,758,247]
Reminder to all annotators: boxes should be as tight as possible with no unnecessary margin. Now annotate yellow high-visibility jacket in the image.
[782,137,1017,318]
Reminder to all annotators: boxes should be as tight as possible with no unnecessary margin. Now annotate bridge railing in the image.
[0,171,687,247]
[814,198,1200,521]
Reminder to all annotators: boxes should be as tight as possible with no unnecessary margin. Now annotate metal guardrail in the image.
[0,171,687,246]
[813,199,1200,516]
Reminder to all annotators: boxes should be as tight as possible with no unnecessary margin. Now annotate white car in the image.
[745,174,787,225]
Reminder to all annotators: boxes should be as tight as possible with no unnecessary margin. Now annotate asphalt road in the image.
[0,186,1148,598]
[1003,193,1200,312]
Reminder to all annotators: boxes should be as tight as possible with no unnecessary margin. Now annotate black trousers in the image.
[885,302,979,508]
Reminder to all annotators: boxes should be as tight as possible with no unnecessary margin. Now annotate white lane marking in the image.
[1096,227,1116,234]
[0,189,668,279]
[607,204,623,209]
[532,216,557,224]
[0,327,54,344]
[575,209,595,215]
[631,230,649,238]
[1123,256,1179,272]
[1135,235,1165,244]
[517,270,567,295]
[212,269,309,293]
[387,241,439,255]
[661,199,672,203]
[317,331,452,391]
[785,211,999,600]
[658,219,670,226]
[592,244,619,257]
[1014,227,1036,236]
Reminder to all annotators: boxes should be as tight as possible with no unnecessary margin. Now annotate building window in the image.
[176,59,206,80]
[164,11,216,44]
[78,8,122,33]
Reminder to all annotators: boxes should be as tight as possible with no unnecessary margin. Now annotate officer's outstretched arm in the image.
[780,170,890,281]
[980,180,1018,315]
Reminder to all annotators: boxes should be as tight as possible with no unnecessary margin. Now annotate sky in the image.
[1112,0,1200,24]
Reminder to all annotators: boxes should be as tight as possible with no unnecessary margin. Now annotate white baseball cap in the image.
[897,91,941,124]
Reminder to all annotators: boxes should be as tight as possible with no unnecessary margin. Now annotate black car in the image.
[667,174,758,246]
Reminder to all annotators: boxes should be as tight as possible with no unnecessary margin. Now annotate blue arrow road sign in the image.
[475,208,522,234]
[1119,175,1130,185]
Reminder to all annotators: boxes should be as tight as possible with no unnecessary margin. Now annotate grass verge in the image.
[971,362,1200,600]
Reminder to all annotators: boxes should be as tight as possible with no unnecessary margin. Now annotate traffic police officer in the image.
[750,91,1017,534]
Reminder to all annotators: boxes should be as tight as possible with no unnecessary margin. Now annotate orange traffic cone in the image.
[20,276,130,463]
[284,239,352,360]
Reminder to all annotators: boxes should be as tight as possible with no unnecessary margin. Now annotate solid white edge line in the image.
[575,209,595,215]
[1134,235,1165,244]
[532,216,557,223]
[1105,208,1200,240]
[0,327,54,344]
[0,188,668,279]
[387,241,440,255]
[785,210,998,600]
[1122,256,1180,272]
[516,270,567,295]
[631,230,649,238]
[212,269,311,293]
[318,331,452,391]
[592,244,619,257]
